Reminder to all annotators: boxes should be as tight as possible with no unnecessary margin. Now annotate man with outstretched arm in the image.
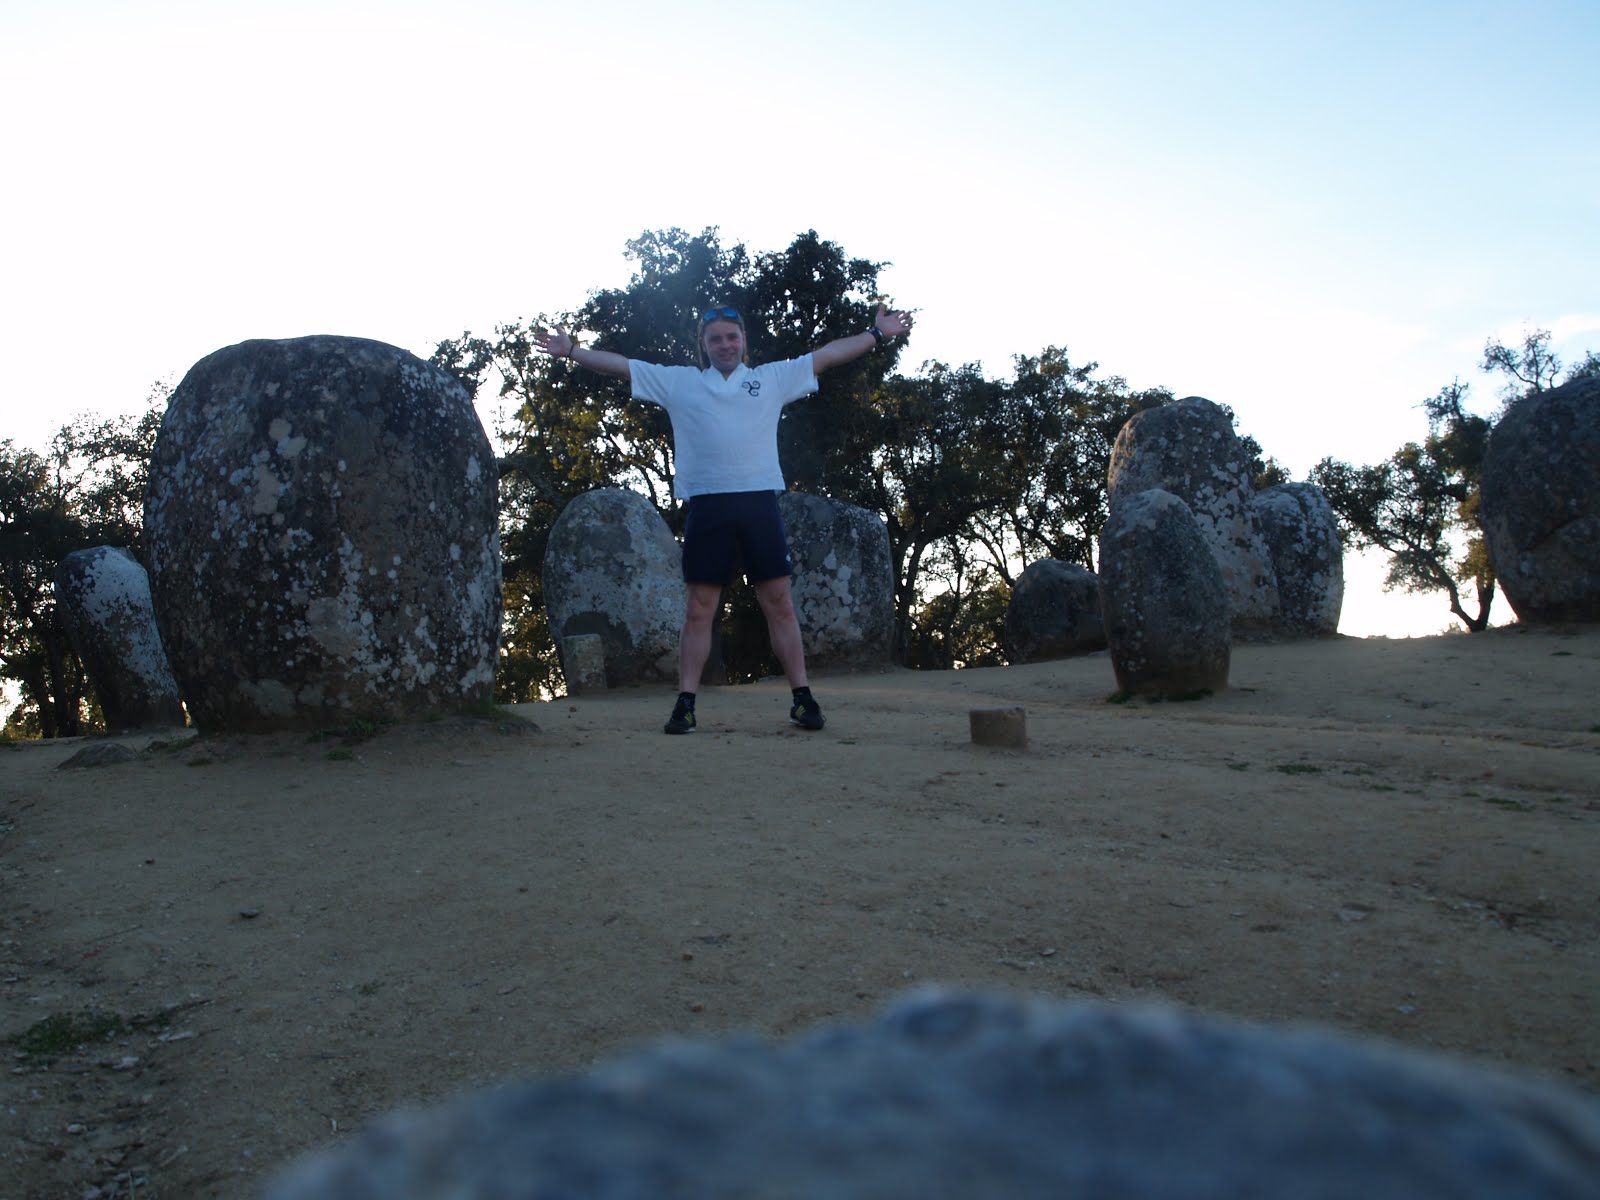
[533,303,912,735]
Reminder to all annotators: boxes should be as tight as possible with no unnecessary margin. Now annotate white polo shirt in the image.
[630,356,818,500]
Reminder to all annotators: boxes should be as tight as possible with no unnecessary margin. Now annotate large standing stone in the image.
[1107,396,1280,632]
[542,488,682,689]
[1099,488,1230,695]
[53,546,185,731]
[1253,482,1345,636]
[143,336,501,732]
[1480,375,1600,622]
[1003,559,1105,662]
[779,491,894,669]
[265,989,1600,1200]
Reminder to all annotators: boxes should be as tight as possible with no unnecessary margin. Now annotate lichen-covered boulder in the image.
[1253,482,1344,636]
[542,488,682,689]
[265,989,1600,1200]
[143,336,501,732]
[779,492,894,669]
[1003,559,1106,663]
[1481,375,1600,622]
[53,546,185,731]
[1107,396,1279,633]
[1099,488,1230,695]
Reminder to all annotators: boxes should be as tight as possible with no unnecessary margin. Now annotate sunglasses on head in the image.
[700,306,741,325]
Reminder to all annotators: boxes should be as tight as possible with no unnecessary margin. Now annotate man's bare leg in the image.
[679,582,724,693]
[754,576,808,688]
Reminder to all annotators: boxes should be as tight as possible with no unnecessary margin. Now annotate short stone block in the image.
[562,634,607,695]
[970,706,1027,748]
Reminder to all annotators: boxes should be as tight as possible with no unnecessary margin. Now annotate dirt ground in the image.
[3,624,1598,1198]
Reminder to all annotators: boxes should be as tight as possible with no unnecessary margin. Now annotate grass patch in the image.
[11,1011,130,1061]
[309,717,386,746]
[1276,763,1323,775]
[1105,689,1214,705]
[1226,762,1250,772]
[9,1002,195,1064]
[1485,796,1535,813]
[325,748,357,762]
[458,697,510,721]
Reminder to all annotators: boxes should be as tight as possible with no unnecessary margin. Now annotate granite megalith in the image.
[1480,374,1600,622]
[542,488,682,689]
[1253,482,1344,635]
[1099,488,1230,695]
[53,546,185,730]
[779,491,895,669]
[1003,559,1106,662]
[265,989,1600,1200]
[1107,396,1280,633]
[142,335,501,732]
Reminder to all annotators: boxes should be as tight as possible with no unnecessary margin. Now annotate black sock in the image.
[677,691,696,709]
[792,687,812,704]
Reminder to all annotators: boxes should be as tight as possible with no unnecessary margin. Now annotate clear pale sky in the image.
[3,0,1595,637]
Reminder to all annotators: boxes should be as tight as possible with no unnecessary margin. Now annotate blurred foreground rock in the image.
[266,989,1600,1200]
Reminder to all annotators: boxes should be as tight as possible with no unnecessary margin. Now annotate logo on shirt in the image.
[742,380,762,397]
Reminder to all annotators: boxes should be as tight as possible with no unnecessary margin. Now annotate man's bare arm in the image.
[532,328,631,380]
[809,305,913,375]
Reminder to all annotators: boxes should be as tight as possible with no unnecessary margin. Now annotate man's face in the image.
[701,319,745,373]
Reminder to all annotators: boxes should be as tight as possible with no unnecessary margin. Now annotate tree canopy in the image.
[0,394,163,735]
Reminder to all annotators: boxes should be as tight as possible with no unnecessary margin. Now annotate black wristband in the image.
[867,325,886,346]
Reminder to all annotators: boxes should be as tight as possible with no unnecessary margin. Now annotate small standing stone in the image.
[561,634,607,695]
[970,706,1027,748]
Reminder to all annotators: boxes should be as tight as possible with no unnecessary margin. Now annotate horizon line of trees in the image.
[3,226,1592,734]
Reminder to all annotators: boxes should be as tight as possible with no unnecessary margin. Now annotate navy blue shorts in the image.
[682,491,793,585]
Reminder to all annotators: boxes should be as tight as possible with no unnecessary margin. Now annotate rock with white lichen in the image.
[1003,559,1106,662]
[1099,488,1231,695]
[142,336,500,732]
[1253,482,1344,635]
[1480,374,1600,622]
[542,488,683,690]
[780,491,894,669]
[54,545,185,730]
[1108,396,1280,635]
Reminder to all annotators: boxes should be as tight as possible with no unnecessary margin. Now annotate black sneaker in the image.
[789,695,825,731]
[664,698,696,735]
